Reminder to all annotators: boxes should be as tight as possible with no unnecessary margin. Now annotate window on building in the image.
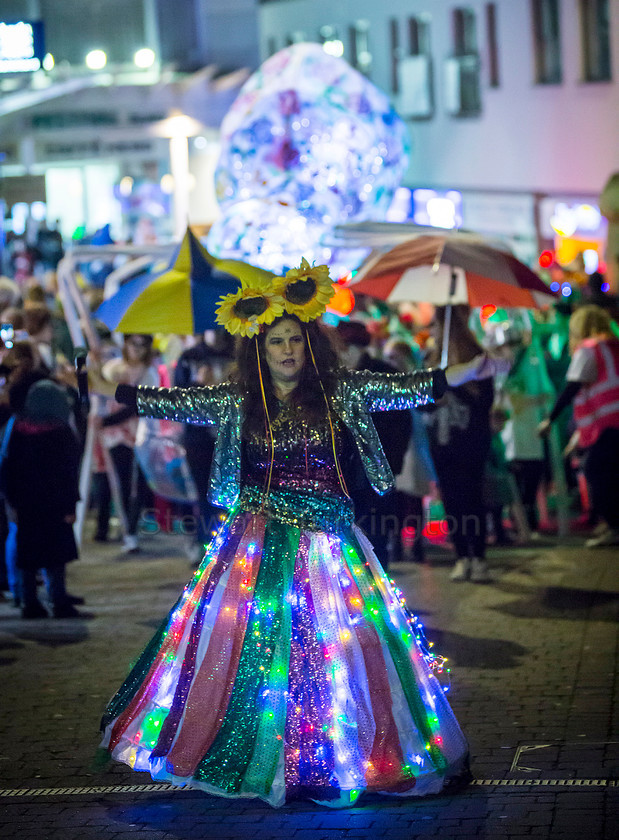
[285,32,306,47]
[408,14,432,56]
[445,8,481,116]
[531,0,562,84]
[389,18,401,94]
[453,7,478,56]
[349,20,372,75]
[397,14,434,119]
[486,3,500,87]
[579,0,611,81]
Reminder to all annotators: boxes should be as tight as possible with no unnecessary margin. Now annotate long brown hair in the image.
[232,314,340,436]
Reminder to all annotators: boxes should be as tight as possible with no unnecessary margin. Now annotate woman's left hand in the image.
[475,352,512,379]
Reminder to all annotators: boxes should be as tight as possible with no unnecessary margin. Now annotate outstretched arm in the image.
[445,352,511,387]
[345,353,509,412]
[87,352,232,426]
[344,367,443,411]
[117,382,231,427]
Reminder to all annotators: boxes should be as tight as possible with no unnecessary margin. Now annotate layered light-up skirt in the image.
[100,486,469,807]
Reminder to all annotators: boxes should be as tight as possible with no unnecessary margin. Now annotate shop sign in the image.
[40,138,157,161]
[539,197,606,239]
[461,192,535,237]
[412,188,463,229]
[0,21,45,73]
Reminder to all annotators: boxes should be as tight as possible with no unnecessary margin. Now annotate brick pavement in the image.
[0,528,617,839]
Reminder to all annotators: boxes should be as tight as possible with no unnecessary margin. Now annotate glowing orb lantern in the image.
[207,43,410,275]
[539,250,554,269]
[480,304,497,323]
[328,285,355,316]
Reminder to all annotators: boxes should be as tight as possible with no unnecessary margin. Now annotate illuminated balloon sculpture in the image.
[207,43,410,277]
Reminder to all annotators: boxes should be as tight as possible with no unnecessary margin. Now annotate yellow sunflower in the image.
[215,280,285,338]
[274,257,335,322]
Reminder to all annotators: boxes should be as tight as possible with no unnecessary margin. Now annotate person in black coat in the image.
[3,380,82,618]
[335,320,412,569]
[423,306,496,583]
[173,335,230,564]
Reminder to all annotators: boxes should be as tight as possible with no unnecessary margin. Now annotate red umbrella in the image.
[351,234,553,309]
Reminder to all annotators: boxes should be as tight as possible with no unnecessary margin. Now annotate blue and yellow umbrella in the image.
[94,228,269,335]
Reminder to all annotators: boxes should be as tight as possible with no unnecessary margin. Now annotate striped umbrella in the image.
[351,235,553,309]
[95,228,241,335]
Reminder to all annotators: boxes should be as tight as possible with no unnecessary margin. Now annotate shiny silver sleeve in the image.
[343,368,437,411]
[135,382,234,426]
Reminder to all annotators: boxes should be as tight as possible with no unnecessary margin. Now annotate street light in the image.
[134,48,155,69]
[85,49,107,70]
[152,111,204,240]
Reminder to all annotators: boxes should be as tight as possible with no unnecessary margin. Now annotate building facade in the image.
[0,0,258,240]
[2,0,618,284]
[258,0,619,275]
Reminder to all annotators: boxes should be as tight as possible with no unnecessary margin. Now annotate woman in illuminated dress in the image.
[97,260,493,807]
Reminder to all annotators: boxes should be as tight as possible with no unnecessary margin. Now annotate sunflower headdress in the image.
[274,258,335,322]
[215,276,285,337]
[215,258,335,336]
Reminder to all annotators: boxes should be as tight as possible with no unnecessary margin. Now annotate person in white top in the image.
[96,334,160,553]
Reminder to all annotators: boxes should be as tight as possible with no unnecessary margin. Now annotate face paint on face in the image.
[263,319,306,388]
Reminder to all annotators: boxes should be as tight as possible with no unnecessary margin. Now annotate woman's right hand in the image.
[537,418,551,437]
[87,353,117,398]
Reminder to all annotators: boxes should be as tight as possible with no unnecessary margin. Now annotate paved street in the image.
[0,526,617,839]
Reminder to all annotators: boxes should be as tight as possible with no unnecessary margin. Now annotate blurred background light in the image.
[134,48,155,69]
[119,176,134,197]
[322,40,344,58]
[582,248,599,274]
[538,249,554,268]
[160,174,174,194]
[85,49,107,70]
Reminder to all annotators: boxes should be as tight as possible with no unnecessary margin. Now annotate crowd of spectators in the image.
[1,234,618,617]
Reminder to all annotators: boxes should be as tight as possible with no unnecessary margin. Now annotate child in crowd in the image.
[484,406,530,545]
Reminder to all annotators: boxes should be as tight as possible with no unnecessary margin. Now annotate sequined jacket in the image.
[133,368,438,508]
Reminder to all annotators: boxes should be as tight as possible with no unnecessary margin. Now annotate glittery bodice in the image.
[244,401,346,498]
[134,368,438,507]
